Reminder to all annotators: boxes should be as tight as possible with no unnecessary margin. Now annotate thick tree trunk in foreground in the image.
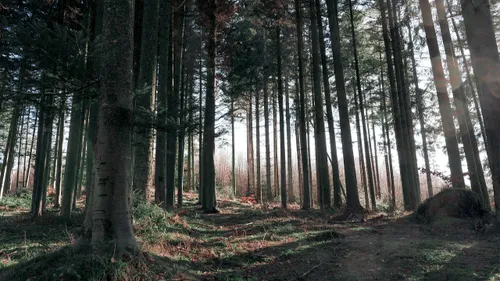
[88,0,138,254]
[460,0,500,219]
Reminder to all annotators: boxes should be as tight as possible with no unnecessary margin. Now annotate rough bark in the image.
[89,0,138,254]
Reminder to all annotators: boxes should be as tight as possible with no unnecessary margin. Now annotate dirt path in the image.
[187,201,500,281]
[1,195,499,281]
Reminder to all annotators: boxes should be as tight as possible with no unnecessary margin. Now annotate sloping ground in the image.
[1,193,499,281]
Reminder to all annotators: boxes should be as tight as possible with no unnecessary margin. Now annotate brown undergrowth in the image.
[1,192,499,280]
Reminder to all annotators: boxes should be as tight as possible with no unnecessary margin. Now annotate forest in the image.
[0,0,500,280]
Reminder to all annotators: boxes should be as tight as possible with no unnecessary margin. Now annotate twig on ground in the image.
[294,253,323,280]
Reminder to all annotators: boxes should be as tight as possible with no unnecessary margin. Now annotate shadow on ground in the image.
[1,196,499,281]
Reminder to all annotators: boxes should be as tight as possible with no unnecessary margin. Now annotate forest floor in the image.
[1,191,500,281]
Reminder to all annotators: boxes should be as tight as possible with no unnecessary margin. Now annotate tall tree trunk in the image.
[387,0,420,209]
[316,0,341,207]
[231,97,236,195]
[25,109,38,188]
[285,76,295,203]
[201,0,218,213]
[155,0,171,204]
[0,105,20,198]
[349,0,376,210]
[460,0,500,219]
[32,94,54,217]
[419,0,465,189]
[177,22,188,208]
[354,85,369,210]
[325,0,362,211]
[166,0,186,209]
[308,1,331,208]
[264,82,272,202]
[23,106,31,188]
[295,0,311,210]
[17,106,25,192]
[276,27,287,208]
[133,0,160,200]
[88,0,138,254]
[256,90,262,204]
[273,90,279,200]
[198,32,203,203]
[447,0,491,172]
[379,0,412,210]
[435,0,488,205]
[408,28,433,198]
[369,95,381,198]
[246,99,255,196]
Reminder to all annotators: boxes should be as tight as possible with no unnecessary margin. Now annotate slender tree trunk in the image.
[16,106,25,192]
[378,0,411,210]
[246,99,255,196]
[354,85,369,210]
[419,0,465,189]
[177,24,188,208]
[166,0,186,209]
[460,0,500,218]
[264,82,272,202]
[435,0,488,205]
[276,27,287,208]
[407,28,433,198]
[273,90,279,200]
[61,93,85,220]
[201,0,218,213]
[133,0,160,200]
[369,95,381,198]
[155,0,171,204]
[256,90,262,204]
[325,0,362,211]
[447,0,491,172]
[285,76,295,203]
[25,109,38,188]
[315,0,341,207]
[308,1,330,208]
[295,0,311,210]
[231,97,236,195]
[23,107,31,188]
[0,106,20,198]
[349,0,375,210]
